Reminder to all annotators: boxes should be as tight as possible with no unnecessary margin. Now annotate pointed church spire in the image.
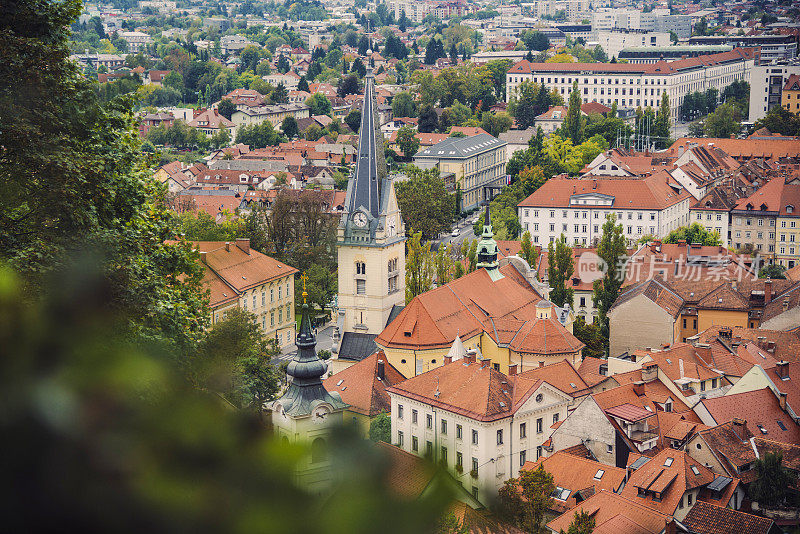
[476,203,503,279]
[286,272,326,385]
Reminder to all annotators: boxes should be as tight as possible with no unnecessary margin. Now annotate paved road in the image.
[433,217,479,249]
[273,324,336,363]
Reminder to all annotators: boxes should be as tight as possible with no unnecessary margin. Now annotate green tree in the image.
[193,308,281,416]
[497,465,555,533]
[754,105,800,136]
[759,264,787,279]
[337,73,360,97]
[654,92,671,149]
[434,244,455,286]
[521,30,550,51]
[395,166,455,240]
[513,81,540,130]
[210,127,231,149]
[302,262,337,314]
[344,110,361,133]
[520,231,538,268]
[563,81,584,145]
[297,75,310,92]
[272,82,288,104]
[392,91,417,117]
[405,230,435,303]
[481,111,513,137]
[593,214,627,354]
[305,92,332,116]
[467,239,478,272]
[281,116,299,138]
[704,102,742,138]
[573,317,604,359]
[368,412,392,443]
[749,452,798,506]
[547,235,574,308]
[663,223,721,246]
[566,509,595,534]
[396,125,420,159]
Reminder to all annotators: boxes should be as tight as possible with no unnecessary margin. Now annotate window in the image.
[441,419,447,435]
[594,469,605,480]
[311,437,327,464]
[412,436,418,452]
[687,493,693,506]
[426,441,433,457]
[520,450,526,466]
[441,447,447,464]
[398,404,404,419]
[472,429,479,445]
[426,414,433,429]
[456,452,463,469]
[261,292,266,306]
[397,431,404,447]
[664,457,674,467]
[497,429,504,445]
[520,422,526,438]
[412,409,418,425]
[270,311,275,326]
[536,418,543,434]
[700,381,706,392]
[456,424,463,440]
[356,279,365,295]
[355,261,366,275]
[553,413,559,425]
[472,457,479,476]
[278,285,282,299]
[252,294,257,309]
[606,444,613,453]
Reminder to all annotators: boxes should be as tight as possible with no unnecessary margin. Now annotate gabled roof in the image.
[546,490,674,534]
[784,74,800,92]
[610,279,684,318]
[521,451,626,514]
[699,388,800,445]
[414,133,505,160]
[638,344,724,382]
[323,351,405,416]
[620,448,715,515]
[682,501,777,534]
[695,420,757,481]
[386,359,559,422]
[517,359,592,398]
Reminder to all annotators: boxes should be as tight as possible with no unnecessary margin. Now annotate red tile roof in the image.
[386,359,551,422]
[323,351,405,416]
[672,137,800,162]
[546,490,673,534]
[605,403,653,422]
[517,358,592,398]
[517,174,692,210]
[699,388,800,445]
[682,501,776,534]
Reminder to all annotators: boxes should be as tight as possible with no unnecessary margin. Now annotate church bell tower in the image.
[335,64,406,337]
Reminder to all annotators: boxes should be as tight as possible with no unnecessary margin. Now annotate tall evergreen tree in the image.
[547,235,574,308]
[405,230,435,303]
[654,92,671,149]
[593,214,627,354]
[563,80,584,145]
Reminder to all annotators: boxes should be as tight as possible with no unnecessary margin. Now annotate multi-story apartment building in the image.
[517,174,694,247]
[591,8,692,38]
[413,134,507,212]
[119,31,151,53]
[230,103,311,129]
[596,29,671,61]
[775,183,800,269]
[688,35,797,63]
[506,48,755,122]
[386,356,573,504]
[619,45,733,64]
[748,59,800,122]
[195,239,299,348]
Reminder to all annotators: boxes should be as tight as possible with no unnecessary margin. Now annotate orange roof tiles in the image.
[517,359,591,398]
[699,388,800,445]
[517,174,692,211]
[386,359,547,422]
[682,501,775,534]
[323,352,405,417]
[620,448,715,515]
[521,451,626,513]
[546,490,674,534]
[672,137,800,162]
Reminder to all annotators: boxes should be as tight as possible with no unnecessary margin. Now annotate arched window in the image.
[355,261,366,275]
[311,437,327,464]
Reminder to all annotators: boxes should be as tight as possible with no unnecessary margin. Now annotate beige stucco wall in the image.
[608,295,675,358]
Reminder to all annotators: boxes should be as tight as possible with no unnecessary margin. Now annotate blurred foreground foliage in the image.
[1,262,452,532]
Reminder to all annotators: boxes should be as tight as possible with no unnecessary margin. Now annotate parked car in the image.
[451,228,460,237]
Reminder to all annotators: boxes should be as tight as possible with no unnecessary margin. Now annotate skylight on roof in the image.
[594,469,605,480]
[664,457,674,467]
[691,466,700,475]
[757,424,768,434]
[336,379,344,386]
[777,420,787,431]
[666,358,672,364]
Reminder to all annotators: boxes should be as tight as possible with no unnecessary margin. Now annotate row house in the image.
[506,48,755,121]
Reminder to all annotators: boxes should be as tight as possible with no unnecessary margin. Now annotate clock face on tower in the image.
[313,406,330,424]
[353,212,368,228]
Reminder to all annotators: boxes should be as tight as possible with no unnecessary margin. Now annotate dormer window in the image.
[788,205,794,214]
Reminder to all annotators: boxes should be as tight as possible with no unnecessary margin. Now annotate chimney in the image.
[225,242,231,251]
[765,279,772,304]
[677,239,686,246]
[508,364,518,376]
[482,359,492,369]
[665,518,677,534]
[784,298,790,312]
[539,361,545,368]
[732,417,747,440]
[444,356,452,364]
[235,237,250,254]
[633,381,645,396]
[780,391,788,412]
[377,359,385,380]
[465,350,476,363]
[200,251,208,264]
[641,363,658,383]
[776,360,789,379]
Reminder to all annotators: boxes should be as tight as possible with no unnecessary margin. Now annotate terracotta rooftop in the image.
[605,403,653,423]
[620,448,715,515]
[682,501,776,534]
[546,490,674,534]
[323,352,405,417]
[671,137,800,162]
[698,388,800,445]
[518,174,692,211]
[386,359,559,422]
[521,451,626,514]
[636,344,724,383]
[695,420,757,483]
[517,358,592,398]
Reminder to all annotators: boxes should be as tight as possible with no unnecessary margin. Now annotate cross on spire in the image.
[300,272,308,303]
